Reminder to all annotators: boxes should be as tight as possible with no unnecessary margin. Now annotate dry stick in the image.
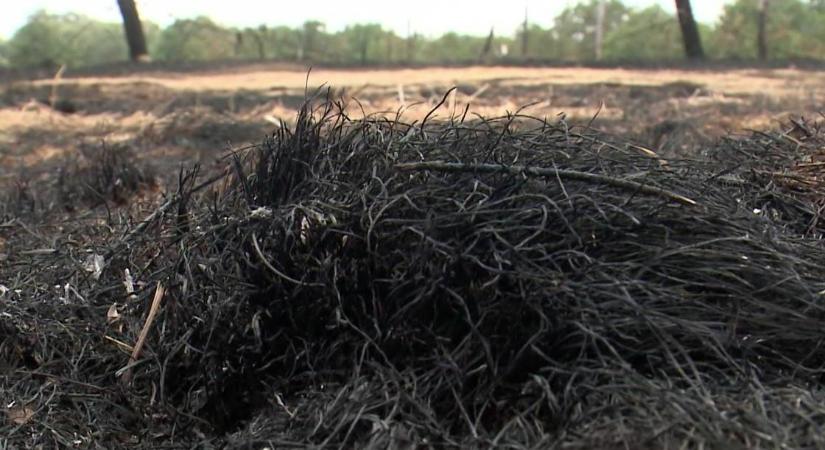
[120,282,165,385]
[395,161,698,206]
[789,117,813,138]
[626,143,670,170]
[466,84,490,103]
[48,64,66,107]
[448,87,457,115]
[397,83,406,107]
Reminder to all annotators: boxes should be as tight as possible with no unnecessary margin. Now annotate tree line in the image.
[1,0,824,70]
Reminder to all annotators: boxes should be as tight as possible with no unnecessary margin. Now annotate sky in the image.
[0,0,731,40]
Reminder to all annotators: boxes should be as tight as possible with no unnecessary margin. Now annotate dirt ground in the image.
[0,63,822,191]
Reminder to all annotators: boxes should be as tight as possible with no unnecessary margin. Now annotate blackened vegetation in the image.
[0,143,156,220]
[3,100,825,449]
[58,143,156,208]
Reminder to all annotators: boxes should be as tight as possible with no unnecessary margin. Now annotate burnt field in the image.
[2,65,825,448]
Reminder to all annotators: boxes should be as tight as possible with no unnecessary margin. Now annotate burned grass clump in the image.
[141,103,825,447]
[5,100,825,448]
[0,178,38,220]
[140,108,268,151]
[57,142,156,208]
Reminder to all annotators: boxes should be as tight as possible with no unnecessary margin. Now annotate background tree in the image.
[154,17,235,62]
[479,28,495,63]
[0,37,8,67]
[710,0,823,60]
[515,25,557,60]
[232,25,293,61]
[261,26,303,61]
[674,0,705,59]
[343,24,385,65]
[594,0,607,60]
[116,0,149,62]
[299,21,327,61]
[603,5,684,60]
[6,11,155,68]
[242,26,269,60]
[522,7,529,57]
[551,0,629,61]
[757,0,769,60]
[406,31,419,63]
[420,32,489,63]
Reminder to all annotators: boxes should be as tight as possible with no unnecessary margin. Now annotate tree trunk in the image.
[674,0,705,59]
[250,29,266,60]
[116,0,149,62]
[479,28,495,63]
[757,0,769,61]
[234,32,244,58]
